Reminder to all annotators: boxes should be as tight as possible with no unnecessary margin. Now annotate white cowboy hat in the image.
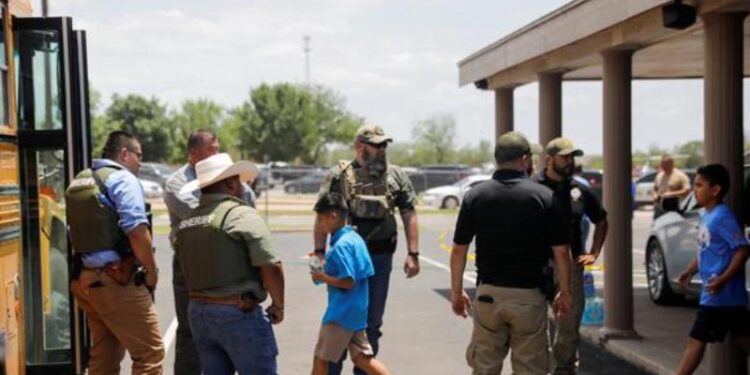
[179,153,258,195]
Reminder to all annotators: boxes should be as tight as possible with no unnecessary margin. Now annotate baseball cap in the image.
[314,192,349,213]
[494,131,538,163]
[545,137,584,157]
[355,124,393,145]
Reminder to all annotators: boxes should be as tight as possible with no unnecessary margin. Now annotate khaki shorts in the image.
[314,323,374,362]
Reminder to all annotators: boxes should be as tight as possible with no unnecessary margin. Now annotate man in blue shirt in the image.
[675,164,750,375]
[310,193,390,375]
[68,131,164,375]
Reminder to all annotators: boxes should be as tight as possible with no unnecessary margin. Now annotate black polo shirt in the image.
[536,172,607,257]
[453,169,569,289]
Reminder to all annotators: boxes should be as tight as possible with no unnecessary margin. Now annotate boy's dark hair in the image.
[697,164,730,200]
[314,192,348,218]
[101,130,138,160]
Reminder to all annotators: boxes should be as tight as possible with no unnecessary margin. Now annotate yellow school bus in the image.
[0,1,92,374]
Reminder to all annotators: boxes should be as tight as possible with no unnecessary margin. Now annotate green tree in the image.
[170,99,225,162]
[228,83,362,163]
[455,140,493,166]
[411,114,456,164]
[674,140,704,168]
[105,94,172,162]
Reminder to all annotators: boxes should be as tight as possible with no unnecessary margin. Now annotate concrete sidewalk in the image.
[580,288,709,375]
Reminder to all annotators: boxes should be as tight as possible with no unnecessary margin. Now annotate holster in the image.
[539,264,556,303]
[104,256,136,286]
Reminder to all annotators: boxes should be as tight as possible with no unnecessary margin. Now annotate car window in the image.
[681,193,701,213]
[637,173,656,184]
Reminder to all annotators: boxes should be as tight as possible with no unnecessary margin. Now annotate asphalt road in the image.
[117,209,660,374]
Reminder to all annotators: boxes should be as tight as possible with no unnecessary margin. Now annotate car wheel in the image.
[285,186,298,194]
[646,240,680,305]
[442,196,460,210]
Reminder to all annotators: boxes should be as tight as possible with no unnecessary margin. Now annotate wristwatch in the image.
[314,248,326,256]
[407,252,420,259]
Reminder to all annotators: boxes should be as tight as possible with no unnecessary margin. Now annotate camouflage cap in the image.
[494,131,537,163]
[314,192,349,213]
[545,137,584,157]
[355,124,393,145]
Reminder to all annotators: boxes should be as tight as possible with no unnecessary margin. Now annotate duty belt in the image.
[189,292,258,311]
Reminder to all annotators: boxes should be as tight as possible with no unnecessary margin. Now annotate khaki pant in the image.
[466,284,549,375]
[74,270,164,375]
[551,263,585,375]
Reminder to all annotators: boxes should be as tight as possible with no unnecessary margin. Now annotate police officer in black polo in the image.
[537,137,609,375]
[451,131,573,375]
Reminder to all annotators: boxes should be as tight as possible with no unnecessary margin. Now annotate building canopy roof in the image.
[458,0,750,89]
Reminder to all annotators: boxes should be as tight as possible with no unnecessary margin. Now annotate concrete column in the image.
[600,49,638,339]
[702,11,748,375]
[538,72,563,146]
[494,87,514,139]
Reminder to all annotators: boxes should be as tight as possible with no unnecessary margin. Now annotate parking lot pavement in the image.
[143,208,660,374]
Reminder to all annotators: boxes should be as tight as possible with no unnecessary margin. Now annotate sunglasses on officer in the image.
[364,142,388,150]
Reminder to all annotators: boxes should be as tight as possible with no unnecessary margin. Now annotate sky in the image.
[48,0,750,155]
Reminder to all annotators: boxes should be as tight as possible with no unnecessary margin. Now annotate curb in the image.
[580,326,671,375]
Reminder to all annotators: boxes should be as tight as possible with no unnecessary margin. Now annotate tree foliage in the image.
[228,83,362,163]
[411,114,456,164]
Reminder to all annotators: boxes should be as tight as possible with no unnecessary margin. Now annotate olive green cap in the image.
[355,124,393,144]
[545,137,584,157]
[494,131,540,163]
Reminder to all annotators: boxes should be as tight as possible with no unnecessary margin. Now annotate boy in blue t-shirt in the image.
[310,193,391,375]
[675,164,750,375]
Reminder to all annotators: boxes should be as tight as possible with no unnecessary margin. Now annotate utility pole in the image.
[303,35,311,85]
[42,0,48,16]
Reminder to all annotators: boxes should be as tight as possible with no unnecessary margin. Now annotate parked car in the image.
[578,169,603,202]
[645,166,750,305]
[284,171,326,194]
[251,167,274,197]
[408,164,476,194]
[420,174,491,209]
[140,178,164,199]
[139,162,175,186]
[634,170,696,209]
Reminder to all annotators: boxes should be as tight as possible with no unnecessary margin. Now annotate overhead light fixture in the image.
[662,0,696,30]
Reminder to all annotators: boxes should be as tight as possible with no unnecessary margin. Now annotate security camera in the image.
[474,79,489,90]
[662,1,696,30]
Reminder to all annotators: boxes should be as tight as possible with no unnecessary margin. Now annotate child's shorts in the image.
[314,323,374,362]
[689,306,750,343]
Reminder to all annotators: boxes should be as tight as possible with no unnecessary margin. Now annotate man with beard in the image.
[537,138,608,375]
[315,124,419,375]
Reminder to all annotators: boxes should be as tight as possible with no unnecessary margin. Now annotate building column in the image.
[494,87,514,139]
[703,11,748,375]
[538,72,563,146]
[601,49,638,339]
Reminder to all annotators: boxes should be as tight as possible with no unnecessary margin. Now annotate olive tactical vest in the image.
[175,198,259,291]
[339,160,397,242]
[65,166,129,254]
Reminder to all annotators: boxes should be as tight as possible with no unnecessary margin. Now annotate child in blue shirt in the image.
[310,193,391,375]
[675,164,750,375]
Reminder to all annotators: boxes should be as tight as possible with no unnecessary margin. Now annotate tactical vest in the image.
[65,166,129,254]
[339,160,397,242]
[175,199,259,291]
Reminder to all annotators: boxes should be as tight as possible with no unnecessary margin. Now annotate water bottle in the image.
[581,265,604,326]
[308,254,324,286]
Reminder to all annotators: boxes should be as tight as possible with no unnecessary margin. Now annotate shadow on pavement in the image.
[433,288,655,375]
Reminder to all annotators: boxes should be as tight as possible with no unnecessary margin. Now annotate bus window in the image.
[15,28,63,131]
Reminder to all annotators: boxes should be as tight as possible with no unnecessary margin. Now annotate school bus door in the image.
[13,16,90,375]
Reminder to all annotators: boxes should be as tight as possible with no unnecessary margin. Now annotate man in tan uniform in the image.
[653,154,691,218]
